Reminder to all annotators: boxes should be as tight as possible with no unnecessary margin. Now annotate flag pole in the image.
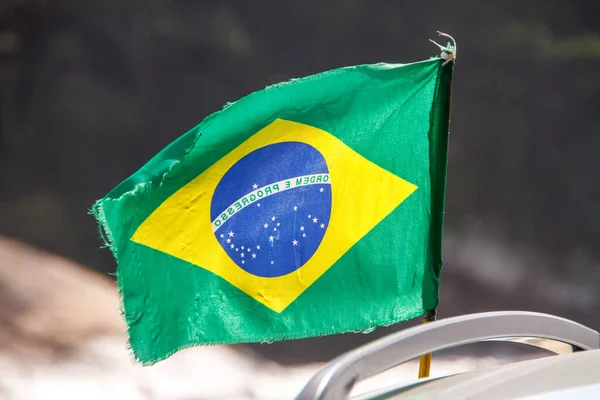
[418,309,437,378]
[417,31,456,380]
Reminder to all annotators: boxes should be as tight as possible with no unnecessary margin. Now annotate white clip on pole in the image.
[429,31,457,66]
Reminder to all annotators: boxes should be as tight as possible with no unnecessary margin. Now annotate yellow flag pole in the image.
[417,32,453,380]
[418,309,437,379]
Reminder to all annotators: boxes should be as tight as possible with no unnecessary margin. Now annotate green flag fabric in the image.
[93,56,454,364]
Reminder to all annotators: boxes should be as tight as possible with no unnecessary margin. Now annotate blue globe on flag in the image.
[210,142,332,277]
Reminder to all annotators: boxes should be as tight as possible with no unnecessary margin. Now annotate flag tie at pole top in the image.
[429,31,456,65]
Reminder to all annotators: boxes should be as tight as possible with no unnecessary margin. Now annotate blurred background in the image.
[1,1,599,399]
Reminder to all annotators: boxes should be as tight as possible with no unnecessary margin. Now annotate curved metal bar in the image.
[296,311,600,400]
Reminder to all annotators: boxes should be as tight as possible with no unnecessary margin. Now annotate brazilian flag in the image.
[93,55,454,364]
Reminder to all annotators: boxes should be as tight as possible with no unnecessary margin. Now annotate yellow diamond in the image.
[131,119,417,312]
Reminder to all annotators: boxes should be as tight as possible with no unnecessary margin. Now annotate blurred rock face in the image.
[0,236,124,355]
